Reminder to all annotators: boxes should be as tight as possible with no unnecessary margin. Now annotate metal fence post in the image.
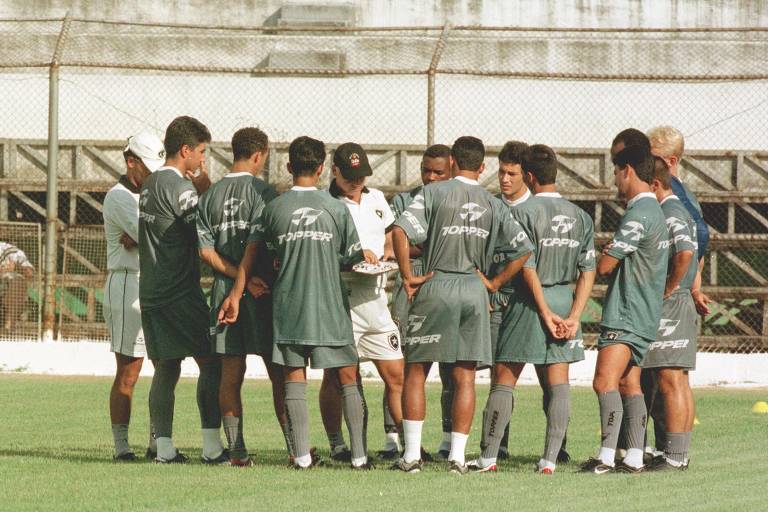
[427,24,450,146]
[42,15,71,341]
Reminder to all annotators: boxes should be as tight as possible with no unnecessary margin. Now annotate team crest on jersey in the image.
[666,216,687,233]
[459,203,487,222]
[178,190,198,212]
[407,314,426,333]
[620,221,645,241]
[603,331,619,341]
[388,333,400,350]
[223,198,245,217]
[291,207,324,226]
[550,215,577,234]
[375,209,383,219]
[658,318,680,337]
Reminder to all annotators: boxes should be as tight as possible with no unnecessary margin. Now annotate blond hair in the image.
[647,125,684,159]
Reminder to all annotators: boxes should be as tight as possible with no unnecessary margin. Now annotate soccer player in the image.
[471,144,595,474]
[0,241,34,332]
[391,136,533,474]
[104,131,164,460]
[643,156,698,470]
[196,127,290,466]
[139,116,224,464]
[218,136,377,470]
[581,135,668,474]
[390,144,452,459]
[319,142,404,461]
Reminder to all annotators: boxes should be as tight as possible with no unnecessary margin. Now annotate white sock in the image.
[477,455,496,468]
[294,453,312,468]
[402,420,423,463]
[384,432,400,451]
[111,424,130,456]
[352,456,368,467]
[598,447,616,466]
[538,458,556,471]
[623,448,644,468]
[156,437,176,460]
[438,431,451,451]
[448,432,468,465]
[201,428,224,459]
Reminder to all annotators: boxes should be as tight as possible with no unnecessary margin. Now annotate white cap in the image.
[125,131,165,172]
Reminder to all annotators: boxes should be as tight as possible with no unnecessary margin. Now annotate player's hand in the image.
[217,294,240,325]
[542,310,567,339]
[601,242,614,256]
[120,232,137,249]
[692,289,711,316]
[476,269,498,293]
[188,160,211,194]
[404,272,434,302]
[562,317,580,340]
[246,276,270,299]
[362,249,379,265]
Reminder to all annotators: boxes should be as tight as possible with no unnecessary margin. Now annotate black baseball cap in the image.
[333,142,373,180]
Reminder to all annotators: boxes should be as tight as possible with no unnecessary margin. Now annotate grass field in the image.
[2,374,766,511]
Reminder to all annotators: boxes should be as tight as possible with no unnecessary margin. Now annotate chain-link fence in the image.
[0,17,767,351]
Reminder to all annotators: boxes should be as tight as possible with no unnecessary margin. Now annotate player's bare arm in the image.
[664,249,694,298]
[521,266,567,339]
[392,225,432,300]
[597,248,620,278]
[119,232,137,249]
[477,252,530,294]
[564,269,596,339]
[691,258,711,315]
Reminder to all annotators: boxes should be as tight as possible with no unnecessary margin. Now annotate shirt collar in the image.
[627,191,657,208]
[118,175,141,194]
[157,165,184,179]
[536,191,562,199]
[660,194,679,206]
[454,176,479,185]
[502,188,531,206]
[329,179,369,200]
[224,172,252,178]
[291,186,317,191]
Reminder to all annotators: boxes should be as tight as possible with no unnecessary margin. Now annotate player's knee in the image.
[657,370,684,394]
[593,375,614,394]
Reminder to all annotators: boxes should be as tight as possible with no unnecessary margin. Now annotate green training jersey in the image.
[660,195,698,291]
[394,176,533,275]
[138,167,202,310]
[488,190,532,296]
[249,186,363,346]
[516,192,596,285]
[601,192,669,340]
[390,187,423,219]
[196,173,278,295]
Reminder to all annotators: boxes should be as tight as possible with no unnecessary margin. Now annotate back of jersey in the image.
[517,194,595,285]
[396,178,498,275]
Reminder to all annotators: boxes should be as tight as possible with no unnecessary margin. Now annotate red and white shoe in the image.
[466,459,498,473]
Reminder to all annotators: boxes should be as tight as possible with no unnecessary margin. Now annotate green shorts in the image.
[391,258,423,336]
[272,342,359,370]
[402,272,491,365]
[209,279,273,356]
[642,290,698,370]
[497,284,585,365]
[597,328,652,366]
[142,290,211,360]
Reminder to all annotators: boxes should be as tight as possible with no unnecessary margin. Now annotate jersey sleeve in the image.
[497,207,534,262]
[172,181,200,240]
[339,206,364,265]
[195,195,215,249]
[606,207,645,260]
[578,210,597,271]
[389,193,406,219]
[393,189,429,245]
[104,189,139,242]
[667,212,697,256]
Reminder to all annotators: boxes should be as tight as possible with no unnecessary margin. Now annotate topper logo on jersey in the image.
[223,198,245,217]
[550,215,577,234]
[404,314,441,345]
[402,211,425,235]
[459,203,487,222]
[291,207,323,226]
[178,190,198,212]
[658,318,680,337]
[666,217,687,233]
[620,221,645,241]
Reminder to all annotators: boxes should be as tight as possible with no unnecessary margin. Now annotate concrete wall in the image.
[2,0,767,28]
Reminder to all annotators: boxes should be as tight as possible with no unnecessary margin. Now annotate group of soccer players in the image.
[104,115,709,474]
